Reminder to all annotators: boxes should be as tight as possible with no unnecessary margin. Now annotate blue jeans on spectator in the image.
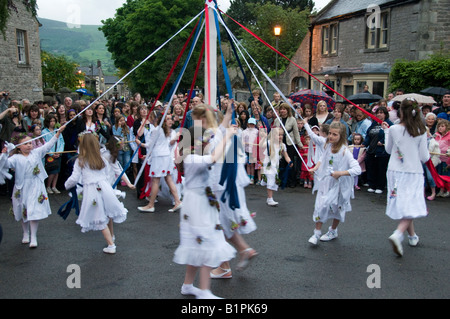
[118,149,131,169]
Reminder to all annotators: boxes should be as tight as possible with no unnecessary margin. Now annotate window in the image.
[379,13,389,48]
[321,23,338,56]
[373,81,385,97]
[365,11,390,50]
[322,26,329,55]
[330,24,338,54]
[16,29,28,64]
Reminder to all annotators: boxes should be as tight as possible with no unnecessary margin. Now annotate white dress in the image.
[312,144,361,223]
[145,126,173,178]
[65,158,128,233]
[159,129,183,202]
[173,154,236,268]
[384,125,430,220]
[6,135,59,222]
[260,141,287,191]
[207,127,256,239]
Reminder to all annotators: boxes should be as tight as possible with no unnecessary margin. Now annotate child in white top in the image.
[382,99,430,256]
[308,122,361,245]
[173,126,237,299]
[1,127,65,248]
[260,127,293,206]
[65,132,128,254]
[137,111,182,213]
[303,120,329,193]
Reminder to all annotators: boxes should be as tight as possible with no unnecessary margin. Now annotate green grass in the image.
[38,17,116,75]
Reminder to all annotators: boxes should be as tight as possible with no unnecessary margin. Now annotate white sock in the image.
[29,221,39,242]
[22,221,30,235]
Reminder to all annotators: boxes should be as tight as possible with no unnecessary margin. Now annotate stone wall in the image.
[0,0,43,103]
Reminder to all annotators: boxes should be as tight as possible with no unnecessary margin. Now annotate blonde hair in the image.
[78,133,105,170]
[317,100,328,114]
[192,104,218,131]
[329,122,348,152]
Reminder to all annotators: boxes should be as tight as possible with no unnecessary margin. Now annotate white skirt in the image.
[173,187,236,268]
[216,187,257,239]
[312,175,353,223]
[76,180,128,232]
[12,177,51,222]
[149,155,174,178]
[386,170,428,220]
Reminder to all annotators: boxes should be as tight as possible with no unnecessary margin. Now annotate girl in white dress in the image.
[136,111,182,213]
[308,122,361,245]
[260,127,293,206]
[64,132,128,254]
[1,126,65,248]
[173,126,237,299]
[159,115,183,203]
[382,99,429,257]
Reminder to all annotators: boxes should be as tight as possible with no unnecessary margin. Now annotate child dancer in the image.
[1,126,65,248]
[173,126,237,299]
[159,115,183,204]
[64,132,128,254]
[260,127,293,206]
[190,103,257,279]
[303,120,329,193]
[349,133,366,190]
[382,99,430,256]
[137,111,182,213]
[308,122,361,245]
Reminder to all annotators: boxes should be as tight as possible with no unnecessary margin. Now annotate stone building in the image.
[78,61,106,97]
[0,0,43,102]
[279,0,450,99]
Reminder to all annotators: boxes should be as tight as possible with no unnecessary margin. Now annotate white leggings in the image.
[22,220,39,240]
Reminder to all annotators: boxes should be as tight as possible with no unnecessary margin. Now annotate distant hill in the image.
[38,17,116,75]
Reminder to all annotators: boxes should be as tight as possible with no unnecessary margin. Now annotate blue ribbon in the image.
[57,186,80,220]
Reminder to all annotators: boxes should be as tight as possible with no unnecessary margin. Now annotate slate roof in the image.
[314,0,412,23]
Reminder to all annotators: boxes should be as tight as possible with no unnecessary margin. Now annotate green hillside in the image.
[38,17,116,75]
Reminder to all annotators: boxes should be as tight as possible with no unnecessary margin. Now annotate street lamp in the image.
[274,25,281,87]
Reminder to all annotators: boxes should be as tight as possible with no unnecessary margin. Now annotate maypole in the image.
[205,0,217,107]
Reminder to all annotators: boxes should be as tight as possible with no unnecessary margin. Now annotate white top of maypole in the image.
[204,0,218,109]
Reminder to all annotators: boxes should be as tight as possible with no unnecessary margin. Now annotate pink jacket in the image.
[434,131,450,165]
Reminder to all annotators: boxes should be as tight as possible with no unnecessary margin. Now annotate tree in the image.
[1,0,38,38]
[41,51,84,91]
[389,52,450,93]
[237,3,310,77]
[100,0,205,97]
[226,0,314,35]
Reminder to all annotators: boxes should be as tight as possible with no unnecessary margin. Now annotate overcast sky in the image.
[37,0,332,25]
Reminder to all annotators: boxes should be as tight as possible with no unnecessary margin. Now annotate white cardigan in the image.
[384,124,430,174]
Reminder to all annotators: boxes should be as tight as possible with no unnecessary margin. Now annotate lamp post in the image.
[274,25,281,87]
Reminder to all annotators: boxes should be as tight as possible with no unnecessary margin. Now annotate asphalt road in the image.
[0,183,449,300]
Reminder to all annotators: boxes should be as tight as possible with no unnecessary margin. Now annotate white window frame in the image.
[16,29,28,65]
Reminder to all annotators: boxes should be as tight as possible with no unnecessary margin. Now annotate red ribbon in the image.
[426,159,450,192]
[221,10,382,124]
